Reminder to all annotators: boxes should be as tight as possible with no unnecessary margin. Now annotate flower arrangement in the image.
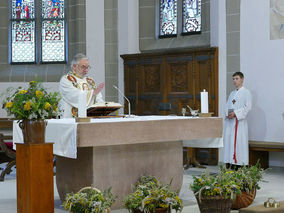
[2,81,60,120]
[63,187,116,213]
[190,163,265,201]
[190,169,241,201]
[222,163,264,193]
[123,175,183,213]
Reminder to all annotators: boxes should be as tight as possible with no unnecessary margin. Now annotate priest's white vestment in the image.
[59,71,104,118]
[223,87,252,165]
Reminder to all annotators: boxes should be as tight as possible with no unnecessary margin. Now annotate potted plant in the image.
[2,81,60,144]
[228,163,265,209]
[63,187,116,213]
[190,169,241,213]
[123,175,183,213]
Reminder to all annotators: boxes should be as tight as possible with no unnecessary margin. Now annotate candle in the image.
[201,89,208,113]
[78,91,87,117]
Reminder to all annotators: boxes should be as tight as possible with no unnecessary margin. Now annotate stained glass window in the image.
[10,0,66,63]
[12,0,35,19]
[42,20,65,62]
[12,21,35,63]
[41,0,66,62]
[11,0,35,63]
[42,0,64,19]
[183,0,202,33]
[159,0,177,37]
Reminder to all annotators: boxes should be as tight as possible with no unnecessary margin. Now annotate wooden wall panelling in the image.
[121,48,219,165]
[194,51,219,165]
[121,48,219,117]
[213,48,219,116]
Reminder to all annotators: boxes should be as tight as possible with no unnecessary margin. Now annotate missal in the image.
[87,102,123,116]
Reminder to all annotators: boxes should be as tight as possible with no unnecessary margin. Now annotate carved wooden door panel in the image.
[139,59,163,115]
[194,54,215,115]
[124,60,138,115]
[165,56,194,115]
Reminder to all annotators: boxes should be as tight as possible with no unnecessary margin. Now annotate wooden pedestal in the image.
[16,143,54,213]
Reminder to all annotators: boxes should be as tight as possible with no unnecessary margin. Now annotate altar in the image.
[13,116,223,209]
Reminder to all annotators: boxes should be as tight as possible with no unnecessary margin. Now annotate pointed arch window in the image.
[11,0,36,63]
[10,0,67,64]
[41,0,66,62]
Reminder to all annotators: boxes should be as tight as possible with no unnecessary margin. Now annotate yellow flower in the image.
[198,178,202,182]
[36,90,44,98]
[24,101,32,111]
[144,198,151,205]
[5,102,13,108]
[159,203,168,208]
[29,81,36,85]
[19,90,27,94]
[45,102,51,110]
[53,105,57,111]
[176,195,182,204]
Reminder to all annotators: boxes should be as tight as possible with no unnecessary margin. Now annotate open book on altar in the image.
[87,102,123,116]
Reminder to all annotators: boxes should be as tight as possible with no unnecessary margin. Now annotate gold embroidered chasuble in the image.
[59,71,104,118]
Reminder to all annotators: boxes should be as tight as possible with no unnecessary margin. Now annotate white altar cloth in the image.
[13,119,78,158]
[13,116,223,158]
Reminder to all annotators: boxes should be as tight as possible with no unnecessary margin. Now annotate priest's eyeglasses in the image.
[78,65,91,70]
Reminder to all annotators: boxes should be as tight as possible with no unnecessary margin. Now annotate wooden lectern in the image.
[16,143,54,213]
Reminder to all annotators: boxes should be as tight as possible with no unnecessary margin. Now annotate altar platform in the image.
[13,116,222,209]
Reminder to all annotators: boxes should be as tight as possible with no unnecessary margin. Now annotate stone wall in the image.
[226,0,240,96]
[104,0,118,102]
[139,0,211,52]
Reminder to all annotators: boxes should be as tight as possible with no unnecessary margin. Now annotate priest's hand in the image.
[228,112,236,119]
[94,82,105,96]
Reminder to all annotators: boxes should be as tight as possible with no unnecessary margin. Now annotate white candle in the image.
[78,91,87,117]
[200,89,208,113]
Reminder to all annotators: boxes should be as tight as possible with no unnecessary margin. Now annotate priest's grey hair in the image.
[71,53,88,69]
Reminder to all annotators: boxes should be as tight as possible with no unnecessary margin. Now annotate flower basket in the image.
[195,196,233,213]
[77,187,111,213]
[133,208,170,213]
[123,176,182,213]
[63,186,116,213]
[231,188,256,210]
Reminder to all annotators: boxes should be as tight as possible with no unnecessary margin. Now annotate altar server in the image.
[59,53,104,118]
[224,72,252,168]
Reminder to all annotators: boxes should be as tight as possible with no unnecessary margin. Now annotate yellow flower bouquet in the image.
[123,175,183,213]
[2,81,60,120]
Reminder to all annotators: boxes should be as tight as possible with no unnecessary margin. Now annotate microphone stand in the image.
[113,85,131,117]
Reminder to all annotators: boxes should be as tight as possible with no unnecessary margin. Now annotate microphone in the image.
[113,85,131,117]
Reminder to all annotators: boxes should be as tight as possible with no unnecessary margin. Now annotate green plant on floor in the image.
[190,169,241,201]
[123,175,183,213]
[63,187,116,213]
[190,162,265,201]
[227,162,265,192]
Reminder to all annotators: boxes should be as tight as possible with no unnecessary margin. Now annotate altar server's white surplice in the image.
[59,71,104,118]
[223,87,252,165]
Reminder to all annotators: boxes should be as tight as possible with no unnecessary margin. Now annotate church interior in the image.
[0,0,284,212]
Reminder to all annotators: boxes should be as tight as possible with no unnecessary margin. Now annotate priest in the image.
[59,53,104,118]
[223,72,252,169]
